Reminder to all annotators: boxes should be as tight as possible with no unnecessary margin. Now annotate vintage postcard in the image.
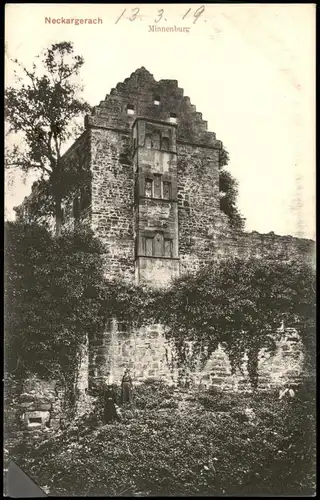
[4,3,316,497]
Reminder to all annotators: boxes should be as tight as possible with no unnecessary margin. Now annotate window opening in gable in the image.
[29,417,42,424]
[127,104,135,115]
[169,112,177,124]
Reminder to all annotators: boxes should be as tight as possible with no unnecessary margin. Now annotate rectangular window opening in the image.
[154,174,162,198]
[145,179,153,198]
[154,97,160,105]
[145,237,153,256]
[29,417,42,424]
[164,239,173,258]
[73,196,80,219]
[163,181,171,200]
[127,104,135,115]
[169,112,177,124]
[80,188,91,211]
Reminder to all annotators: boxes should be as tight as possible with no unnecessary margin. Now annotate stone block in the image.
[19,394,36,403]
[23,410,50,430]
[20,401,35,409]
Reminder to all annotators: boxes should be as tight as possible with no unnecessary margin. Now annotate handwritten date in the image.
[115,6,205,24]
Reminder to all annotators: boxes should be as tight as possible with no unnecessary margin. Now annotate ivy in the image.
[219,146,246,230]
[4,221,108,416]
[153,257,316,388]
[4,221,315,400]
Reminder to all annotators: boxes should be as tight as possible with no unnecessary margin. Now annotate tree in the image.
[219,146,245,231]
[155,257,315,388]
[4,221,108,415]
[5,42,91,236]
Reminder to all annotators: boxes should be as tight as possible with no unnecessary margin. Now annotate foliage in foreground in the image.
[154,257,316,387]
[90,257,316,390]
[4,222,108,414]
[9,380,316,497]
[5,220,315,400]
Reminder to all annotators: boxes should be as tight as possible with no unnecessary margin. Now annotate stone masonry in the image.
[16,67,316,408]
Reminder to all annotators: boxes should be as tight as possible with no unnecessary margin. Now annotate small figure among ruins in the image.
[121,368,133,404]
[103,385,121,424]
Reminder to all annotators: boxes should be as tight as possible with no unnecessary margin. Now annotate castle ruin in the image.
[15,68,315,423]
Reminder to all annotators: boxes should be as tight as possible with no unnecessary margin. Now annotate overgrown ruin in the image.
[15,67,315,427]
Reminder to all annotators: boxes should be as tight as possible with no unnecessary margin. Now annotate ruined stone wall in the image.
[60,131,92,233]
[97,321,306,393]
[83,67,314,392]
[91,128,135,282]
[179,229,315,275]
[221,231,316,267]
[17,376,62,431]
[176,141,229,274]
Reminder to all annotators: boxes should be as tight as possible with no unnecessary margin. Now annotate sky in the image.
[5,3,316,239]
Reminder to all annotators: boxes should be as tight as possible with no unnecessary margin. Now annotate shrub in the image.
[9,381,316,497]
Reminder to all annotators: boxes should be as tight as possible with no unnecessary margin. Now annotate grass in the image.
[7,379,316,497]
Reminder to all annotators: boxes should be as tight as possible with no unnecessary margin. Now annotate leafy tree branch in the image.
[5,42,91,236]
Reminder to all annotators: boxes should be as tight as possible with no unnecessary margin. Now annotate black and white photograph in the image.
[4,3,316,497]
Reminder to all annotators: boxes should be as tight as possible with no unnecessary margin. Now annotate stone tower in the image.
[132,117,179,286]
[78,66,226,287]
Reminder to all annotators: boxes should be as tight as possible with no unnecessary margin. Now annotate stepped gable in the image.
[85,67,221,149]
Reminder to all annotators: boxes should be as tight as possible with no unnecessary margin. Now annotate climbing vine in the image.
[153,257,315,388]
[219,146,246,230]
[4,222,108,416]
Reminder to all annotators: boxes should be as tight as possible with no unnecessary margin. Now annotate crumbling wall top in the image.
[85,67,221,149]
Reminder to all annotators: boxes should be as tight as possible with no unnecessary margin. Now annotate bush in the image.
[9,381,316,497]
